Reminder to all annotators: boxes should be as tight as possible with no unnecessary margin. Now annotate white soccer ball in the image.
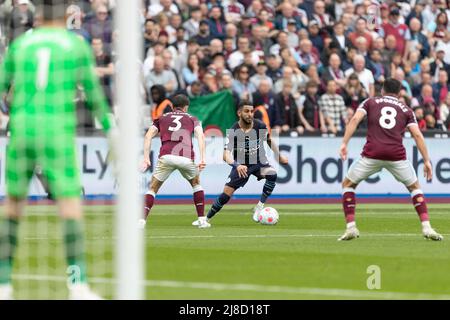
[258,207,279,225]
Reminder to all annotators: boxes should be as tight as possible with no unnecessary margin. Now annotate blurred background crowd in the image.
[1,0,450,135]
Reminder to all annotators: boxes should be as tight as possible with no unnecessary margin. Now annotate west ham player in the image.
[339,78,443,241]
[140,94,209,228]
[201,101,288,224]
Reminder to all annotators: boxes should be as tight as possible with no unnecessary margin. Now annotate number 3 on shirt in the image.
[36,48,51,90]
[168,115,183,132]
[379,106,397,129]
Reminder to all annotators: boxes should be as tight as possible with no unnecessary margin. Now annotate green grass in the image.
[8,203,450,299]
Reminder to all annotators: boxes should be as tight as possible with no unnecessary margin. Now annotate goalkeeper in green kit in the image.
[0,0,114,299]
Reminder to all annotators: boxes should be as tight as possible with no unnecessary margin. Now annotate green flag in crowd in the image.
[189,90,237,134]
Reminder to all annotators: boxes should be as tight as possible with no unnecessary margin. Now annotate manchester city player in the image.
[202,100,289,224]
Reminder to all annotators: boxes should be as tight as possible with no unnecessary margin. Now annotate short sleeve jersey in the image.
[225,119,269,166]
[358,96,418,161]
[152,111,201,160]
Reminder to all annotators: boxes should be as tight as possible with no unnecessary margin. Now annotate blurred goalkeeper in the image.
[0,0,113,300]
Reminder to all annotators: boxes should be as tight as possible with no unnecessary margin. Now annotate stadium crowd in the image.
[1,0,450,134]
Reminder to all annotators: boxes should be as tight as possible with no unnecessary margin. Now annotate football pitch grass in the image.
[8,203,450,300]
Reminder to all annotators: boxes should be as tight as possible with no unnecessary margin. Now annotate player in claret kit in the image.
[202,100,288,225]
[140,94,208,228]
[339,78,443,241]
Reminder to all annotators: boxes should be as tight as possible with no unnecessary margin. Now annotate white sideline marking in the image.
[23,233,450,241]
[11,274,450,300]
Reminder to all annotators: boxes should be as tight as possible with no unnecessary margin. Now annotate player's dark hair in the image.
[171,94,190,110]
[37,0,69,21]
[383,78,402,95]
[237,100,253,110]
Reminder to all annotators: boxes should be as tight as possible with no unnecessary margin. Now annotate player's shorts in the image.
[346,157,418,186]
[225,163,274,190]
[153,154,198,182]
[6,139,81,199]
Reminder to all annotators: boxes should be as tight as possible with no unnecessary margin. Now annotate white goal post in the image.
[115,0,144,300]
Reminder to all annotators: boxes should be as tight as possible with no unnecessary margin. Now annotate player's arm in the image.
[141,125,159,172]
[266,132,288,165]
[78,40,112,133]
[194,125,206,171]
[223,132,248,178]
[340,109,366,160]
[409,124,433,181]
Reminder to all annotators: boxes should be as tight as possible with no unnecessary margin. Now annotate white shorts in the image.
[346,157,418,187]
[153,155,198,182]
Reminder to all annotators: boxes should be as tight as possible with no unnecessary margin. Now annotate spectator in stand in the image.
[321,53,346,91]
[208,5,226,40]
[149,84,170,115]
[183,6,202,38]
[318,79,348,133]
[232,65,256,101]
[405,17,430,59]
[348,17,373,49]
[414,106,427,131]
[250,60,273,89]
[194,20,213,47]
[146,56,177,96]
[274,66,301,96]
[425,110,437,130]
[298,81,327,134]
[430,48,450,82]
[251,24,273,56]
[225,23,238,50]
[432,70,450,106]
[162,49,182,90]
[252,79,276,120]
[181,80,204,99]
[148,0,179,18]
[92,37,114,106]
[435,31,450,65]
[257,9,275,31]
[269,31,300,65]
[344,54,375,97]
[220,72,240,108]
[223,0,245,24]
[9,0,34,41]
[412,69,433,97]
[440,92,450,127]
[202,71,220,94]
[412,84,436,109]
[273,81,303,135]
[286,19,300,48]
[297,38,320,71]
[274,1,303,31]
[311,0,332,29]
[143,19,160,56]
[238,14,253,38]
[308,20,324,52]
[228,36,259,71]
[427,10,449,42]
[83,4,113,53]
[342,73,369,113]
[330,21,351,58]
[382,5,409,55]
[368,49,386,83]
[182,53,200,86]
[265,54,283,82]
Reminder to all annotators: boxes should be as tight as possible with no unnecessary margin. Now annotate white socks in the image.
[347,221,356,229]
[421,221,431,230]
